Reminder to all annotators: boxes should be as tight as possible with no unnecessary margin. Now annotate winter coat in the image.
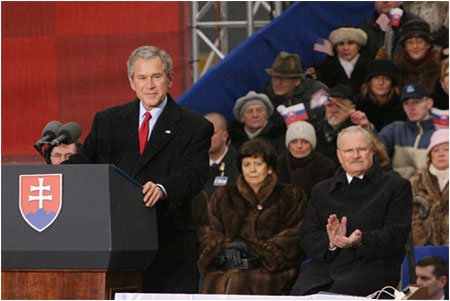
[410,167,449,246]
[263,75,329,113]
[431,80,449,110]
[198,174,307,295]
[290,160,412,296]
[394,48,442,93]
[277,151,336,201]
[356,93,406,132]
[313,53,371,96]
[228,119,286,155]
[378,118,435,179]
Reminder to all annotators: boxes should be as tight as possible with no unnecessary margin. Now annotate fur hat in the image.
[233,91,273,120]
[285,121,317,149]
[329,27,367,47]
[399,19,434,46]
[364,59,397,83]
[427,129,449,155]
[265,51,304,78]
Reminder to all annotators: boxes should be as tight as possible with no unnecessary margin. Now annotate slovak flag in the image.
[323,97,336,106]
[277,103,308,126]
[431,108,449,129]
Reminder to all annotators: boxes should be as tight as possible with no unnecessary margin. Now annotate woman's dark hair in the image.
[236,138,278,173]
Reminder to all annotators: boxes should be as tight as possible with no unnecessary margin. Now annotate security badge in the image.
[213,162,228,186]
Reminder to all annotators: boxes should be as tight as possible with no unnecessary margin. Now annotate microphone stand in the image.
[43,145,54,165]
[34,143,53,165]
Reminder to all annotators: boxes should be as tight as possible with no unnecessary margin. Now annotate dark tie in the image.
[211,163,217,168]
[139,112,151,155]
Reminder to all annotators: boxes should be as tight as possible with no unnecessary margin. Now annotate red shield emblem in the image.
[19,174,62,232]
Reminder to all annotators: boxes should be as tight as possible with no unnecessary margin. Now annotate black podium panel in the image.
[2,164,158,270]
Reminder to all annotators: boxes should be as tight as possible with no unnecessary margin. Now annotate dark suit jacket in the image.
[290,161,412,296]
[66,94,213,292]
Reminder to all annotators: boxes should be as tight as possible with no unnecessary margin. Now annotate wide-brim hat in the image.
[399,19,434,46]
[233,91,273,120]
[265,51,304,78]
[364,59,397,83]
[329,27,367,47]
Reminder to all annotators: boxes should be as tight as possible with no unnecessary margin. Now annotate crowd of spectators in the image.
[197,1,449,298]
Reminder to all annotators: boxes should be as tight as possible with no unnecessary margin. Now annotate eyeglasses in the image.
[339,147,370,157]
[402,98,427,106]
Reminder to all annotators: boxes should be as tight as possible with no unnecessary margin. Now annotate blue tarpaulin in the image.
[178,1,375,120]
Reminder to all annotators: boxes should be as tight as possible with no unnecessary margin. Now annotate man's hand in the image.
[142,181,163,207]
[332,229,362,249]
[349,109,372,131]
[306,67,317,79]
[326,214,347,249]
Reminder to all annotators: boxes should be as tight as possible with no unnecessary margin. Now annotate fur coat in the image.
[410,167,449,246]
[394,48,442,93]
[198,173,307,294]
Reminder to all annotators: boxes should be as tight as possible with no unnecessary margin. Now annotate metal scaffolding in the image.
[190,2,285,83]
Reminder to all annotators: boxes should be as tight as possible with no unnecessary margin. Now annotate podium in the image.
[1,164,158,299]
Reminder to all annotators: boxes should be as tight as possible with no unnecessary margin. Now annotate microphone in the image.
[35,121,63,146]
[48,122,82,147]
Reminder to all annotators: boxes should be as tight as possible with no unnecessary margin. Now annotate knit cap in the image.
[364,59,397,83]
[285,121,317,149]
[233,91,273,120]
[427,129,449,155]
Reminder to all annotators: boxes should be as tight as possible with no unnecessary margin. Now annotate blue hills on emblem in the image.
[25,208,56,230]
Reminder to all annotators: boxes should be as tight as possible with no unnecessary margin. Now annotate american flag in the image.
[313,37,333,56]
[376,13,390,32]
[431,108,449,129]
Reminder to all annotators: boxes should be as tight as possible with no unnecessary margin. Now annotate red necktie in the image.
[139,112,151,155]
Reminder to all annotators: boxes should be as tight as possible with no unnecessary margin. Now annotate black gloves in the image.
[223,241,258,266]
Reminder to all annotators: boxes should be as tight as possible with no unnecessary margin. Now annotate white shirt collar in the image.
[139,96,168,124]
[210,146,229,166]
[338,53,360,79]
[346,172,364,184]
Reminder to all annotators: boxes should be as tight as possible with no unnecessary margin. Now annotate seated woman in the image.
[198,138,307,294]
[394,19,442,93]
[431,58,449,110]
[411,129,449,246]
[277,121,335,201]
[308,26,370,96]
[357,59,406,132]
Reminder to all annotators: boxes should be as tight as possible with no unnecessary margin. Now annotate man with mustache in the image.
[309,84,373,166]
[290,125,412,297]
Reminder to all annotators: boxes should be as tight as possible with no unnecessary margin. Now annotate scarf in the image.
[429,164,449,192]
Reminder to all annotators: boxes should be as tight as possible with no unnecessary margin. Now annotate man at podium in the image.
[64,45,213,293]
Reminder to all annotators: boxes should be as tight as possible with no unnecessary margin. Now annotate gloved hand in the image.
[224,241,258,262]
[223,246,242,266]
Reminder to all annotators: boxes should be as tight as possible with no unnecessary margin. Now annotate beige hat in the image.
[329,27,367,47]
[233,91,273,120]
[285,121,317,149]
[265,51,304,78]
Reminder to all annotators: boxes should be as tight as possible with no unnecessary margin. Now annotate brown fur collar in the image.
[236,173,278,207]
[395,48,441,74]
